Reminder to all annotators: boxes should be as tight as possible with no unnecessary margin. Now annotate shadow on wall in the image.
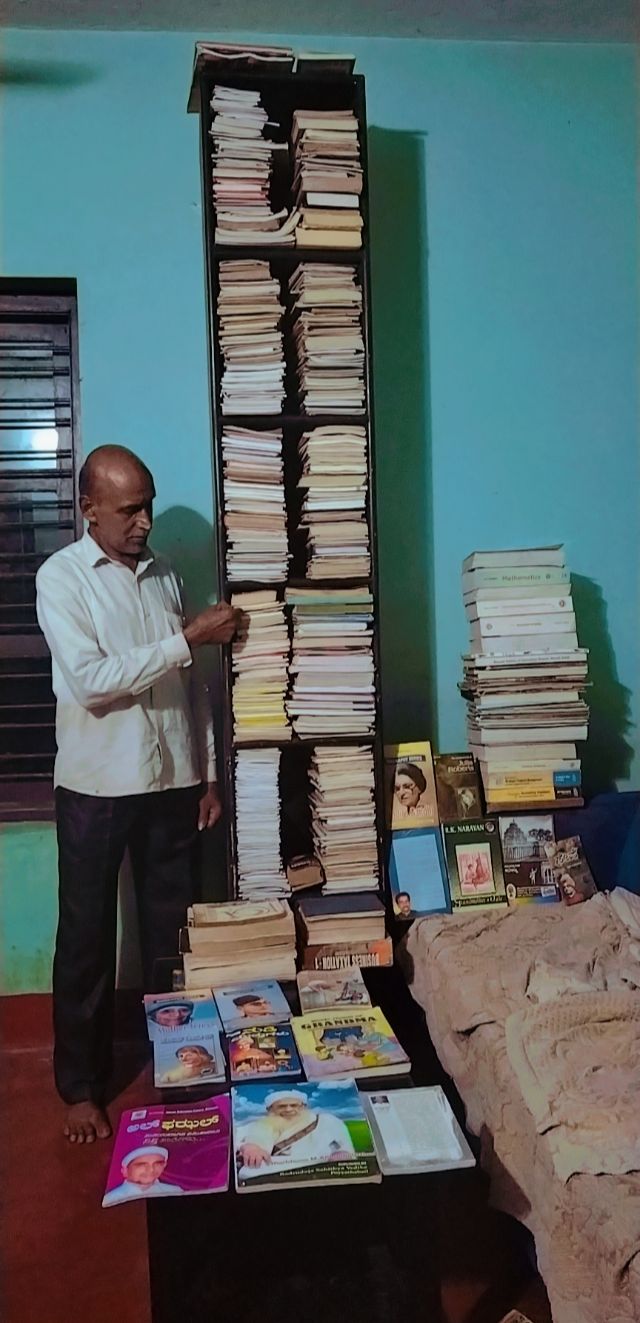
[572,574,634,795]
[368,128,436,744]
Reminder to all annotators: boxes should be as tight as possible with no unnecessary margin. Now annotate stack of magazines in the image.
[308,745,379,891]
[285,586,375,736]
[217,260,286,414]
[234,749,290,900]
[291,108,363,249]
[289,263,365,414]
[210,85,298,246]
[230,590,291,742]
[297,424,370,578]
[222,427,289,582]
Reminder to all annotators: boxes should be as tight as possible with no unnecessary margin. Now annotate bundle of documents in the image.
[291,108,364,248]
[210,85,297,245]
[234,749,290,900]
[222,427,289,581]
[183,899,296,987]
[460,546,589,810]
[285,587,375,736]
[230,590,290,742]
[217,260,286,414]
[288,264,365,414]
[297,425,370,578]
[308,745,379,892]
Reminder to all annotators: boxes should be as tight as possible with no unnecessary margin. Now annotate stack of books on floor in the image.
[296,892,392,969]
[217,260,286,413]
[297,424,370,578]
[230,590,291,741]
[289,263,365,414]
[285,586,375,735]
[460,546,589,811]
[209,85,298,246]
[222,428,289,581]
[308,744,379,892]
[291,107,363,248]
[143,990,226,1089]
[182,900,296,987]
[234,749,290,899]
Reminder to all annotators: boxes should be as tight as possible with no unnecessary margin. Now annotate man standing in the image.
[36,445,239,1144]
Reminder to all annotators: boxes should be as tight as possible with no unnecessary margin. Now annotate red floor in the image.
[1,995,552,1323]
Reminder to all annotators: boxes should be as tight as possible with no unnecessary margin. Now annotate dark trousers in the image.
[53,784,201,1105]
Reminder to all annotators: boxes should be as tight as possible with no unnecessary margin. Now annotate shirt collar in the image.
[80,530,155,576]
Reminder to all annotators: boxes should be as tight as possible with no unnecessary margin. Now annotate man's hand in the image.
[198,783,222,832]
[238,1143,272,1168]
[184,602,239,649]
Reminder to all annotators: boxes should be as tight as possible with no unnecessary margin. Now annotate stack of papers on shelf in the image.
[362,1087,476,1175]
[235,748,290,899]
[183,900,296,987]
[230,590,291,741]
[289,264,365,414]
[460,547,589,810]
[297,425,370,578]
[291,108,364,248]
[217,260,286,414]
[223,427,289,581]
[210,85,297,246]
[308,745,379,891]
[285,587,375,736]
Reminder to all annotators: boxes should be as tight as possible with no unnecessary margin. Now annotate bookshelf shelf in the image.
[192,59,385,900]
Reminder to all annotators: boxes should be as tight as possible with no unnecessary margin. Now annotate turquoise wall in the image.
[1,29,638,991]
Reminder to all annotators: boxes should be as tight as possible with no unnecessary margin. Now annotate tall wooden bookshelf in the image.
[189,54,386,902]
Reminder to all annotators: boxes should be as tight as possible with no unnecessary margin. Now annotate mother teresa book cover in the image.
[291,1007,410,1081]
[232,1080,380,1192]
[102,1097,231,1206]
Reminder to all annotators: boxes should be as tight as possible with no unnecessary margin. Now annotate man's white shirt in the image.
[36,532,216,797]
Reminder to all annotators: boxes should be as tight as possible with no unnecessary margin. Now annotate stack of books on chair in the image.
[217,260,286,413]
[209,85,298,246]
[182,900,297,988]
[234,749,290,899]
[297,425,370,578]
[288,264,365,414]
[230,590,291,741]
[308,745,379,892]
[222,427,289,581]
[296,892,392,970]
[291,107,364,248]
[285,586,375,735]
[460,546,589,811]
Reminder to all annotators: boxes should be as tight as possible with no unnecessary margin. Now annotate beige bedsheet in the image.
[404,892,640,1323]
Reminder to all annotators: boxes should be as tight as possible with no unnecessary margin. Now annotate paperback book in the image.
[498,814,559,904]
[153,1032,226,1089]
[433,753,483,822]
[388,828,450,920]
[102,1097,231,1205]
[291,1006,410,1080]
[361,1086,475,1175]
[228,1023,302,1082]
[232,1079,381,1192]
[143,991,221,1042]
[296,967,371,1012]
[384,740,439,830]
[301,937,393,970]
[544,835,598,906]
[214,979,292,1034]
[442,819,508,911]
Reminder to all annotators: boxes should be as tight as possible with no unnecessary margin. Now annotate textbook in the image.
[291,1007,410,1081]
[296,967,371,1013]
[442,819,508,912]
[213,979,291,1034]
[362,1086,475,1175]
[103,1097,231,1205]
[228,1023,302,1082]
[232,1079,381,1192]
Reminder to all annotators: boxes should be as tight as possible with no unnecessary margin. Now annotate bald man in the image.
[36,445,239,1144]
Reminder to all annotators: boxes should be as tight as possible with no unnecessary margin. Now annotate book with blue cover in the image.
[228,1023,302,1082]
[388,827,450,920]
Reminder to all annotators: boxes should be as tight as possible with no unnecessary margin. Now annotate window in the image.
[0,285,82,820]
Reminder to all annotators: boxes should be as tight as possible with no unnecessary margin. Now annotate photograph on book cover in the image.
[388,828,450,918]
[455,842,496,895]
[103,1098,231,1206]
[384,740,438,830]
[232,1080,378,1189]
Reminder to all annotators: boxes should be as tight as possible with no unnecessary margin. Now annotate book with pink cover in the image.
[102,1097,230,1206]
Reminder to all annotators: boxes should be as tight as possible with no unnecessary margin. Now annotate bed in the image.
[403,888,640,1323]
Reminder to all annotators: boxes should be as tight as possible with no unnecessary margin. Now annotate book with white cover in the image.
[361,1086,475,1174]
[463,546,566,571]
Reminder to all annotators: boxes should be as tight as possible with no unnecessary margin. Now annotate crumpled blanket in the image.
[505,989,640,1182]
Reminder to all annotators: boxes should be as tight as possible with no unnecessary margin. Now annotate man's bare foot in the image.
[64,1101,112,1144]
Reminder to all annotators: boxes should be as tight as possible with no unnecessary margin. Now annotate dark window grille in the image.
[0,290,82,820]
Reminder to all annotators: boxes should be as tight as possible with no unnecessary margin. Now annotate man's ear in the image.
[79,494,96,525]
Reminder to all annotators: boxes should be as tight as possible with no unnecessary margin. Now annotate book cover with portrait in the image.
[388,827,450,921]
[442,819,508,911]
[291,1007,410,1081]
[384,740,439,830]
[143,991,222,1043]
[103,1097,231,1206]
[213,979,291,1034]
[228,1023,302,1083]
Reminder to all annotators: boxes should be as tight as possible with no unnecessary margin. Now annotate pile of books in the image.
[288,263,365,414]
[296,892,391,969]
[217,260,286,414]
[222,427,289,582]
[297,425,370,578]
[230,590,290,742]
[182,900,296,986]
[209,85,298,246]
[291,107,363,249]
[285,586,375,736]
[142,990,226,1090]
[309,744,379,892]
[460,546,589,811]
[234,749,290,899]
